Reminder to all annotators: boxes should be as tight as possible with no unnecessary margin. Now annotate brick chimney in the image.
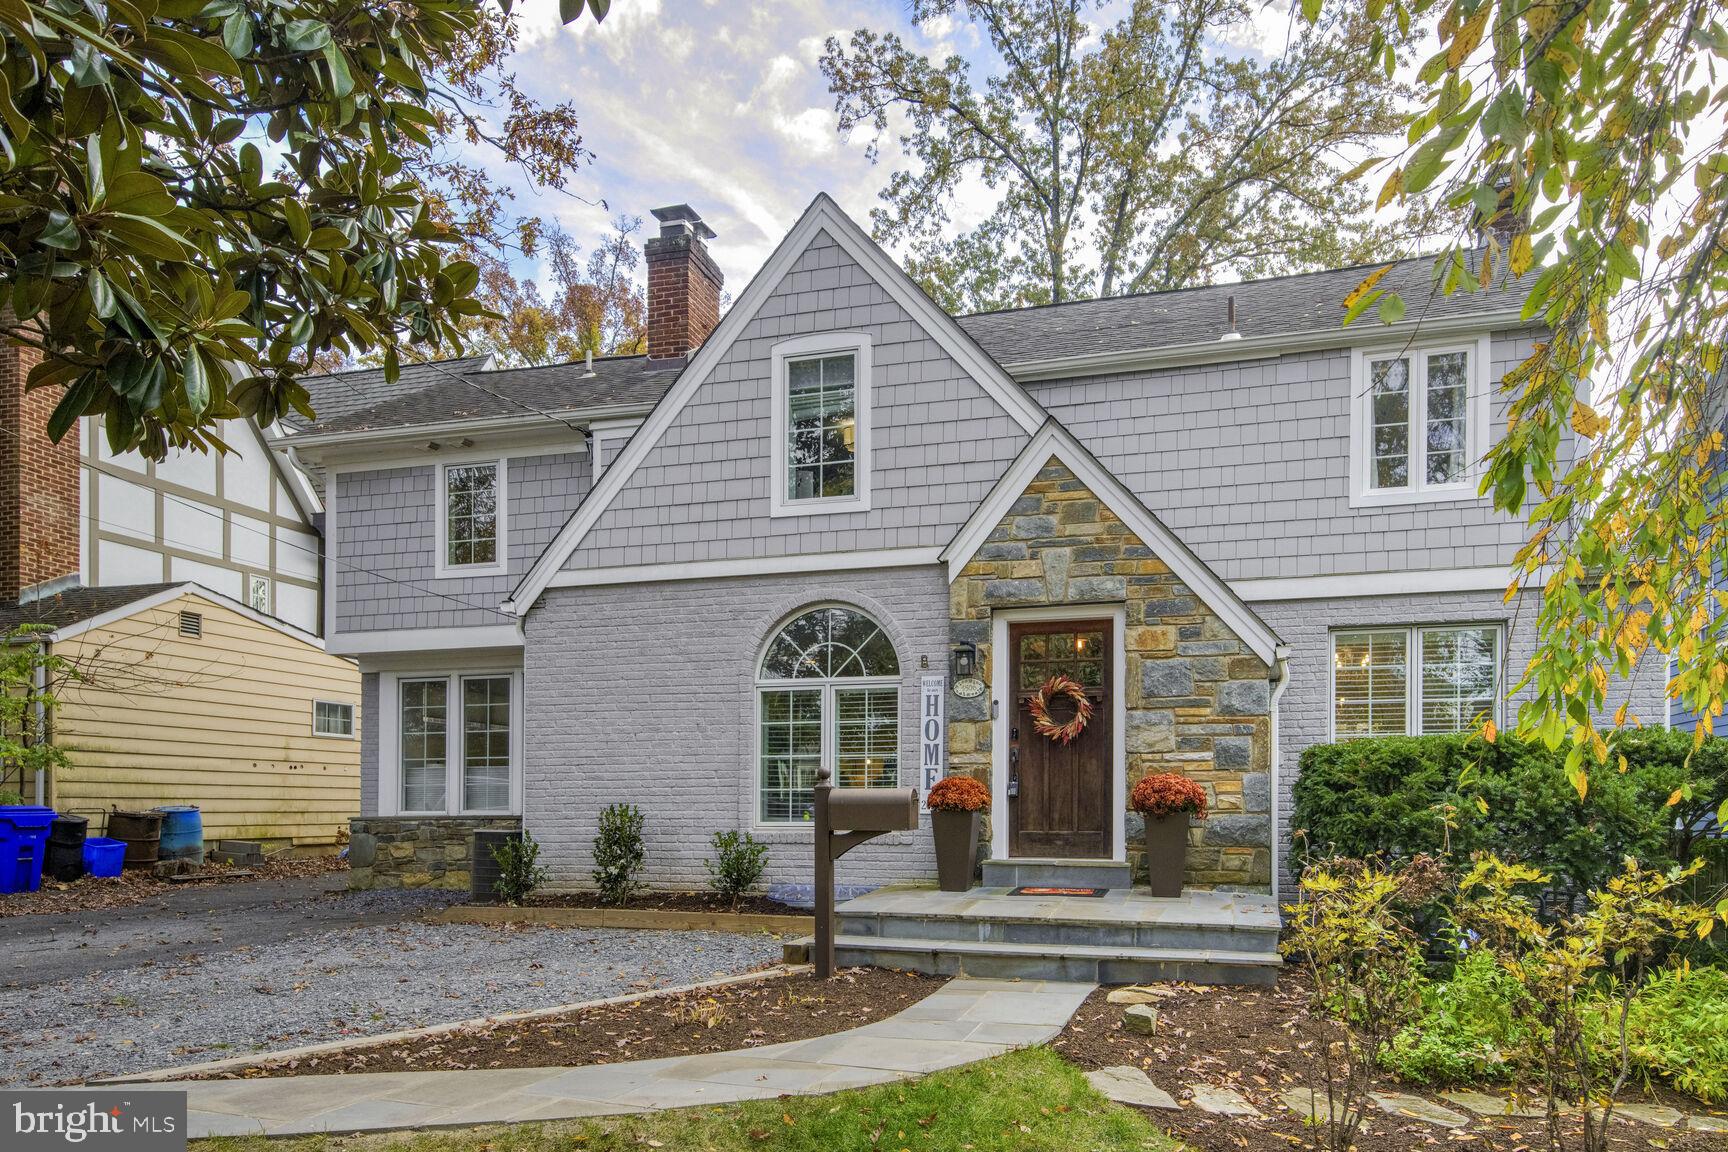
[0,340,81,602]
[644,204,723,361]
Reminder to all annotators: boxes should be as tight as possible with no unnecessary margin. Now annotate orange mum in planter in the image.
[1130,772,1208,821]
[927,775,991,812]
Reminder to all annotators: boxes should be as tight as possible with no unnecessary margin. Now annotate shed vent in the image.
[178,611,203,638]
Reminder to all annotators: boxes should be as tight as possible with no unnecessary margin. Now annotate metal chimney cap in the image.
[650,204,716,241]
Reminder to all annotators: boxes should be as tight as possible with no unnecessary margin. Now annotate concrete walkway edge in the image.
[117,978,1096,1137]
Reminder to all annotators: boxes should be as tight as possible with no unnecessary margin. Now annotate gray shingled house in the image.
[274,196,1664,983]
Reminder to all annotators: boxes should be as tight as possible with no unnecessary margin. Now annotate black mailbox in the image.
[811,767,921,977]
[825,787,918,834]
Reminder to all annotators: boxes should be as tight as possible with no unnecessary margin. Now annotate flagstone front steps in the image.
[783,884,1282,986]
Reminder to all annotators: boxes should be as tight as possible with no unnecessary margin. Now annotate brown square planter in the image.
[1142,813,1189,897]
[932,809,981,892]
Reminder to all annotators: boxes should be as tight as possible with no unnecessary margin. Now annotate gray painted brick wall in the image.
[1033,330,1543,581]
[1254,588,1669,892]
[334,449,588,632]
[360,670,379,816]
[562,229,1031,571]
[524,566,949,890]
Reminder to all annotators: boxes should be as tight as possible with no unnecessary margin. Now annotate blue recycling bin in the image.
[0,806,55,894]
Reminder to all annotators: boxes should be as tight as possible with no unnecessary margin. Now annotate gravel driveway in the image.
[0,879,785,1087]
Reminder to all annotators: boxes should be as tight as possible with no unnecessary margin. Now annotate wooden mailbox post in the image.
[813,765,919,978]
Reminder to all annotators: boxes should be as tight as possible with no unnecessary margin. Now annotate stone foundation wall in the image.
[949,458,1274,891]
[347,816,522,890]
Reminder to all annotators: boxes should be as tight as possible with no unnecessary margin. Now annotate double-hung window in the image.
[1332,625,1502,739]
[312,699,355,738]
[390,671,518,814]
[1351,341,1486,506]
[436,459,507,577]
[770,334,871,516]
[756,606,901,823]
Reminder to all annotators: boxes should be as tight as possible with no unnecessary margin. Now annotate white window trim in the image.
[311,699,355,739]
[376,666,525,816]
[433,456,509,579]
[247,573,271,614]
[1349,336,1492,508]
[750,601,902,830]
[753,677,903,830]
[1327,623,1506,741]
[768,332,872,518]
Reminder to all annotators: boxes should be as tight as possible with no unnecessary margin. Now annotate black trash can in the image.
[46,814,88,882]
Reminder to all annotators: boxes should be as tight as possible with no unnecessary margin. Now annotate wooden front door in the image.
[1008,620,1113,858]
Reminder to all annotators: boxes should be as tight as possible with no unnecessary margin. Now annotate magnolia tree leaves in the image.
[1315,0,1728,834]
[0,0,601,460]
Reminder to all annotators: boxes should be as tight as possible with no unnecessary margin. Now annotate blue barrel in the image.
[0,805,55,893]
[153,805,203,863]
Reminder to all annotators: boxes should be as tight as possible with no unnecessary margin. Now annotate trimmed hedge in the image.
[1292,729,1728,900]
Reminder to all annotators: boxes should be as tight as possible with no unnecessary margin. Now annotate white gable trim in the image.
[43,583,327,648]
[505,193,1047,616]
[940,420,1282,666]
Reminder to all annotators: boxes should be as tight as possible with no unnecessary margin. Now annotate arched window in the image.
[757,606,901,823]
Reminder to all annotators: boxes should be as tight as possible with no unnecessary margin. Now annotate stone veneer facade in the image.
[347,816,522,890]
[947,458,1273,891]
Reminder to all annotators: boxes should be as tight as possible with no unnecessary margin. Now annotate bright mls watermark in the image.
[3,1091,187,1152]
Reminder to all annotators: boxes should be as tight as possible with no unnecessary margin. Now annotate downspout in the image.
[31,646,47,806]
[1268,644,1292,907]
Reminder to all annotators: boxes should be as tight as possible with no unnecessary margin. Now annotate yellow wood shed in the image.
[5,583,360,848]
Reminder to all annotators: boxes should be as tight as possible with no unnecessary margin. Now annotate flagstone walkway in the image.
[117,977,1096,1138]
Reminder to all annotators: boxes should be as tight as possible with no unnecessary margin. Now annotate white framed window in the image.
[312,699,355,738]
[434,458,508,578]
[1331,624,1503,739]
[378,668,523,815]
[769,333,872,517]
[756,605,900,823]
[248,573,271,613]
[460,675,512,811]
[1349,338,1490,507]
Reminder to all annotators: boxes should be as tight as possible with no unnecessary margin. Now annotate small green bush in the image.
[0,789,23,806]
[1292,732,1699,901]
[489,830,547,905]
[1604,965,1728,1104]
[704,829,769,908]
[1388,951,1529,1085]
[592,802,646,906]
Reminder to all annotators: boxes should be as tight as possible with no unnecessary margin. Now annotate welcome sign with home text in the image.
[919,674,945,812]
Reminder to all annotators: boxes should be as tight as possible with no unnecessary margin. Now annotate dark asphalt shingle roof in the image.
[0,584,179,636]
[283,253,1531,439]
[285,356,495,433]
[288,354,682,437]
[953,253,1533,366]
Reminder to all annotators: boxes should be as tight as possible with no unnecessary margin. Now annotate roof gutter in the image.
[265,401,657,453]
[1000,308,1532,382]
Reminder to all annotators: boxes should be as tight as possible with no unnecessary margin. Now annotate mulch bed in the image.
[0,853,346,919]
[196,966,943,1080]
[520,891,806,917]
[1053,975,1728,1152]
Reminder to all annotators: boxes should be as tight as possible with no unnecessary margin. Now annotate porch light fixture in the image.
[950,642,977,680]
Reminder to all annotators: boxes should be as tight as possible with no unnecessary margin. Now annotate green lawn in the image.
[194,1048,1177,1152]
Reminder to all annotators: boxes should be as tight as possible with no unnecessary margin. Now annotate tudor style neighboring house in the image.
[281,195,1663,975]
[0,341,360,844]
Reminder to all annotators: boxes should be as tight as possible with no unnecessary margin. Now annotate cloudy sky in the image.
[488,0,1294,299]
[489,0,966,294]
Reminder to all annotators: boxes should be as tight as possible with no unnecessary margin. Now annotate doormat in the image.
[1008,885,1108,897]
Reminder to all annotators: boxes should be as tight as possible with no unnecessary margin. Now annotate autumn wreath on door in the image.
[1027,674,1094,745]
